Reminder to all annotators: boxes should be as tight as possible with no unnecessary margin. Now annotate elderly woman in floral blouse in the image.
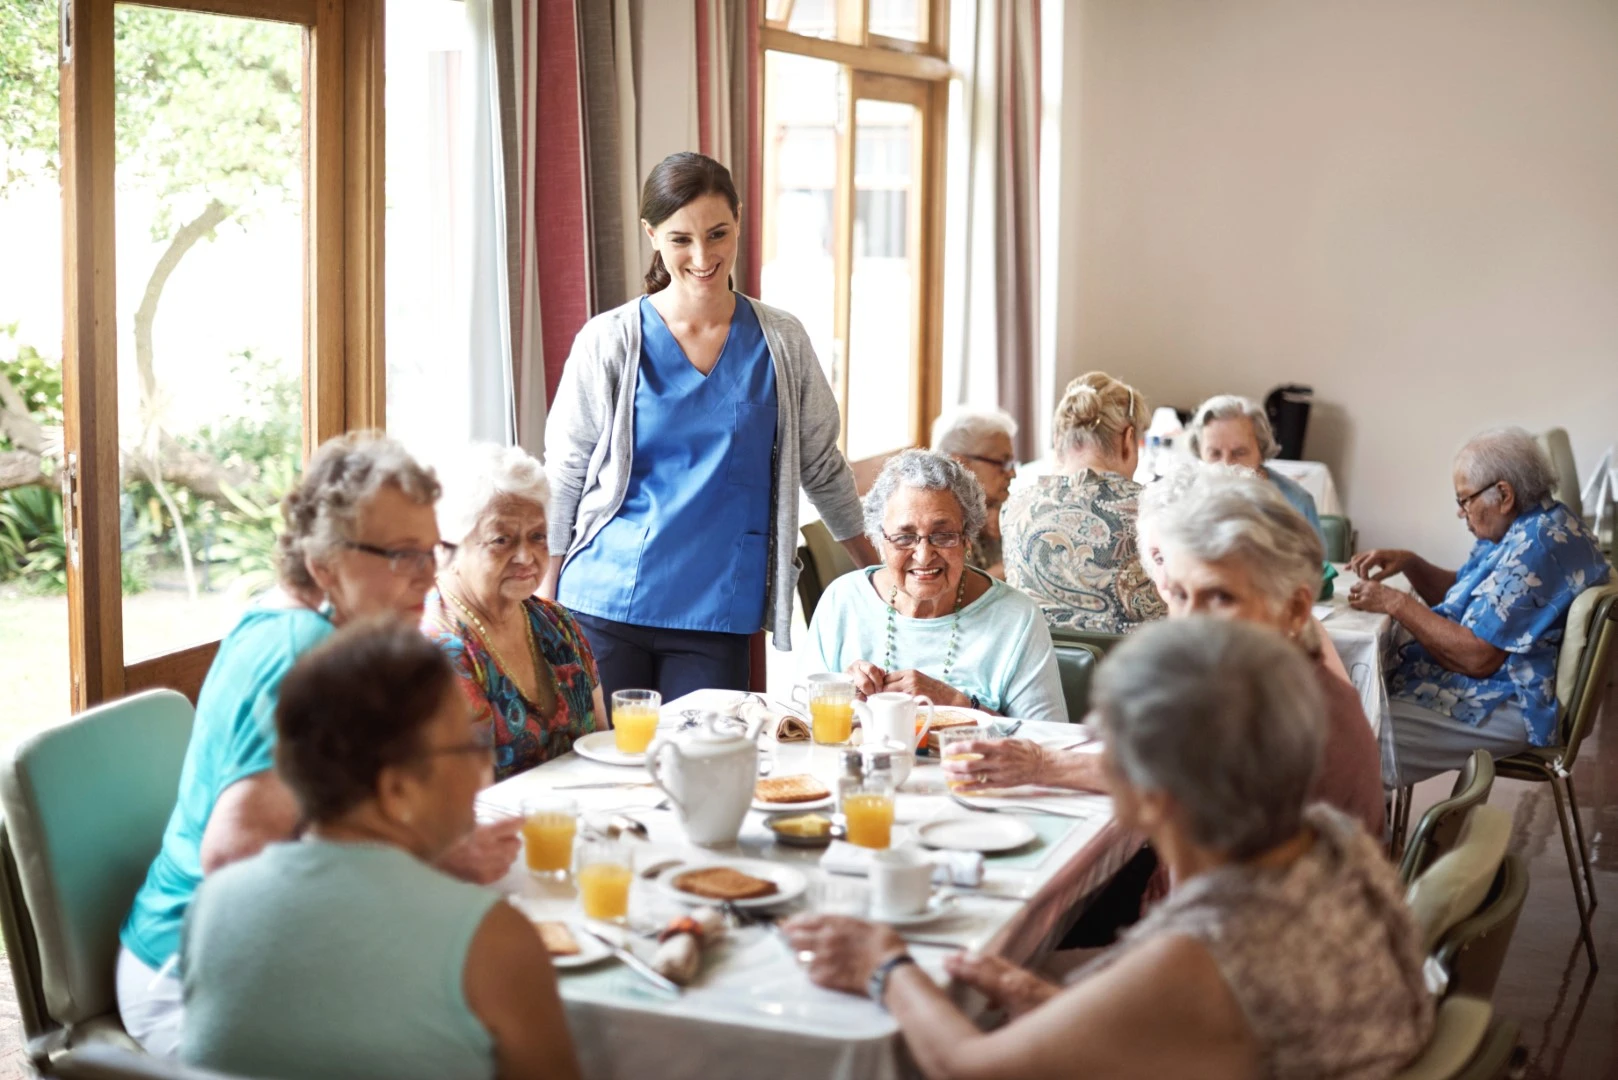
[1002,372,1166,633]
[426,444,606,781]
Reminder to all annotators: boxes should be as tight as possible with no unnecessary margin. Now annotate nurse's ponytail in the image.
[640,152,741,295]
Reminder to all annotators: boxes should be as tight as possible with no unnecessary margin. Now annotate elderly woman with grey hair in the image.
[932,406,1019,576]
[786,618,1433,1080]
[805,449,1064,722]
[1187,394,1323,540]
[425,443,606,782]
[1349,427,1610,784]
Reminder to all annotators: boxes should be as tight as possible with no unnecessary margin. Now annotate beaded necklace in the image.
[444,588,557,715]
[882,571,967,682]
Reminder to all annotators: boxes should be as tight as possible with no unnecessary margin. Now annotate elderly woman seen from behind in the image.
[1187,394,1323,541]
[427,444,605,781]
[1349,427,1610,785]
[932,407,1019,578]
[806,450,1064,723]
[787,618,1433,1080]
[1002,372,1166,633]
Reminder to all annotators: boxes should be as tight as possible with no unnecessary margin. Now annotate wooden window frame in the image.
[60,0,385,710]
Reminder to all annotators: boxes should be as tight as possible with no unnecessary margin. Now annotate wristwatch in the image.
[867,951,918,1008]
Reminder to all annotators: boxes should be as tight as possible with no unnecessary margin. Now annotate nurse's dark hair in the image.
[641,152,740,294]
[274,618,457,824]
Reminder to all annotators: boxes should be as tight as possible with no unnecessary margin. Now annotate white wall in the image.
[1053,0,1618,564]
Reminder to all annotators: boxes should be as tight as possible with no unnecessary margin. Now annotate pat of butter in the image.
[772,813,832,838]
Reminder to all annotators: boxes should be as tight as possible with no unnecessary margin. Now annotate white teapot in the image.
[645,712,762,846]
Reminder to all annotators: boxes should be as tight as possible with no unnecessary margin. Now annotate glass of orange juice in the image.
[938,727,986,793]
[611,689,662,754]
[575,838,634,922]
[521,794,578,878]
[793,674,856,745]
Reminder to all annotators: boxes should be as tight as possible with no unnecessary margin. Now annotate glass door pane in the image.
[868,0,928,43]
[112,5,305,663]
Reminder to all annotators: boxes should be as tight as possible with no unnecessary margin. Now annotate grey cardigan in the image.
[544,294,864,649]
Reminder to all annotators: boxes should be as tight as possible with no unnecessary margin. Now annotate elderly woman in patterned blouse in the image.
[1001,372,1166,633]
[1349,427,1609,785]
[425,444,606,781]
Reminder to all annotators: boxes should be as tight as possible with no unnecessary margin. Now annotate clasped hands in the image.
[844,660,967,707]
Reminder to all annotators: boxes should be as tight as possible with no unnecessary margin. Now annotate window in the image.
[760,1,948,466]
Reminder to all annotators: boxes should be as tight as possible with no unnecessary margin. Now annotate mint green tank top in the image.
[180,840,499,1080]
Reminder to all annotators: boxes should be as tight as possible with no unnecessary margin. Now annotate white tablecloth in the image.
[479,691,1138,1080]
[1317,568,1411,743]
[1266,459,1344,516]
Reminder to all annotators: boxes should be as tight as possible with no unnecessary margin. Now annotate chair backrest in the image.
[53,1044,254,1080]
[1552,582,1618,765]
[1048,626,1126,656]
[1537,428,1584,519]
[0,690,194,1032]
[1051,640,1103,724]
[1406,804,1513,953]
[794,542,824,622]
[800,520,858,624]
[1319,513,1353,563]
[1399,750,1495,884]
[1391,996,1516,1080]
[1435,853,1529,1002]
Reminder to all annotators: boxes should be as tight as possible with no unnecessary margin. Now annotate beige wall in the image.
[1053,0,1618,565]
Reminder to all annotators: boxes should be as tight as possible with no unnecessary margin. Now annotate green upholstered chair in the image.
[798,519,859,623]
[1398,750,1495,885]
[52,1045,251,1080]
[0,689,195,1073]
[1049,626,1125,657]
[1051,639,1104,724]
[1434,853,1529,1002]
[1319,513,1354,563]
[1406,805,1513,958]
[1391,997,1520,1080]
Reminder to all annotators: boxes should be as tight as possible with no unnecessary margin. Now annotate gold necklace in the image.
[444,588,556,715]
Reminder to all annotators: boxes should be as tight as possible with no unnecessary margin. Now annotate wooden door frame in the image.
[60,0,384,709]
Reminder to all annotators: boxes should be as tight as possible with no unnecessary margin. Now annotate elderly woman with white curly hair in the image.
[806,449,1064,723]
[425,444,606,781]
[1349,427,1609,785]
[1187,394,1323,541]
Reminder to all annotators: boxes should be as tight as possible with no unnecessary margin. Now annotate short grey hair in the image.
[862,449,988,548]
[278,432,441,591]
[1186,395,1280,461]
[930,407,1018,455]
[1140,467,1323,609]
[1454,427,1557,509]
[433,443,551,547]
[1094,617,1324,859]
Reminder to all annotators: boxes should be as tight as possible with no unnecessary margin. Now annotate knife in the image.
[579,926,681,995]
[551,781,656,791]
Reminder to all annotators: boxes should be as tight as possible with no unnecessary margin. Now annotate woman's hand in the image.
[942,737,1050,792]
[1347,549,1415,582]
[1347,580,1404,616]
[438,817,523,884]
[943,952,1060,1019]
[781,914,906,996]
[883,668,969,707]
[845,660,887,700]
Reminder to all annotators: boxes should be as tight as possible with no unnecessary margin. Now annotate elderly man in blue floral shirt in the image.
[1346,428,1610,785]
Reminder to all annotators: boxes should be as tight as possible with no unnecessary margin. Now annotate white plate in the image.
[752,792,835,813]
[657,858,808,909]
[915,816,1037,853]
[571,730,647,768]
[868,894,959,927]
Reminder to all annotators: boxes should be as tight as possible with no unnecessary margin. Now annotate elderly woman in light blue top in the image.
[544,151,875,708]
[807,450,1065,724]
[1187,394,1323,542]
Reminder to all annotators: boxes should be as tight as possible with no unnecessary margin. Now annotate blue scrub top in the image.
[559,295,777,634]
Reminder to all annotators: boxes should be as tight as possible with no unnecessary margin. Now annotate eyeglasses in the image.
[342,541,439,576]
[1455,482,1501,511]
[881,530,966,550]
[960,454,1017,475]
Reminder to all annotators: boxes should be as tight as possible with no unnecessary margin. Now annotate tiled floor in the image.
[0,681,1612,1077]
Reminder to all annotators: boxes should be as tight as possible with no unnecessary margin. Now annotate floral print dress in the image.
[423,591,602,781]
[1389,499,1609,747]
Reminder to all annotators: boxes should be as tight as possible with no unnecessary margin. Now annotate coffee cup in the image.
[869,848,933,918]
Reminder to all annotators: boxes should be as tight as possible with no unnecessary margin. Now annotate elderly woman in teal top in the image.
[1348,427,1610,785]
[182,621,580,1080]
[1186,394,1323,542]
[117,434,522,1056]
[808,450,1065,724]
[544,152,876,708]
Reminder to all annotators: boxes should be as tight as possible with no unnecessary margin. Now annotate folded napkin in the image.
[720,696,810,742]
[820,841,984,887]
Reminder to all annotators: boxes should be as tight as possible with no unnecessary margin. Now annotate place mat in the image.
[981,813,1083,870]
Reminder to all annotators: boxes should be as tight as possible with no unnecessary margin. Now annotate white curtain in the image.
[466,0,519,445]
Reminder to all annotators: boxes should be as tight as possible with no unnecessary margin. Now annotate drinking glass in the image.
[575,837,634,923]
[793,674,856,746]
[938,726,986,793]
[521,794,578,878]
[612,689,662,754]
[842,768,896,850]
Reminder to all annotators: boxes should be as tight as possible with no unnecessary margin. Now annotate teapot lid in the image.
[675,711,754,752]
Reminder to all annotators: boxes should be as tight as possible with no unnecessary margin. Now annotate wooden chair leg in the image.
[1565,774,1598,911]
[1550,775,1600,971]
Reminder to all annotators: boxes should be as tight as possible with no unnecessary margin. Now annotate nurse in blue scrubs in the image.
[543,152,877,704]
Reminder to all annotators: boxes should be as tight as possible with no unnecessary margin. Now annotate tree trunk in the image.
[133,198,230,411]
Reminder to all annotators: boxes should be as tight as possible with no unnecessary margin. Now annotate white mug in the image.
[869,848,933,918]
[855,692,935,754]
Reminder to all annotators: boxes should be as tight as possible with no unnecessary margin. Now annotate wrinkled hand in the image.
[1347,579,1402,616]
[1347,548,1414,582]
[845,660,887,700]
[883,669,967,708]
[941,738,1049,792]
[437,817,523,884]
[944,952,1059,1019]
[781,914,906,996]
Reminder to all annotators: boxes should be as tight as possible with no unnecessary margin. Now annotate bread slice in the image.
[672,866,780,902]
[754,773,831,804]
[533,920,581,956]
[924,709,981,752]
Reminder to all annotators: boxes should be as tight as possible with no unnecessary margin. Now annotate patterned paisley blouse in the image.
[1001,470,1167,634]
[422,591,602,781]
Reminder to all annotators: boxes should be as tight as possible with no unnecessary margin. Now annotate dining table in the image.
[479,689,1144,1080]
[1317,565,1414,763]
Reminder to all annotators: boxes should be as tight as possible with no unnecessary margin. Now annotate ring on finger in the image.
[796,950,815,966]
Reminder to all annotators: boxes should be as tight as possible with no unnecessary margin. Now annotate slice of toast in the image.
[924,710,981,751]
[754,773,831,804]
[672,866,780,902]
[533,920,581,956]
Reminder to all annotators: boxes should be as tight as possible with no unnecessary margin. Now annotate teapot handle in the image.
[644,737,687,820]
[913,695,936,742]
